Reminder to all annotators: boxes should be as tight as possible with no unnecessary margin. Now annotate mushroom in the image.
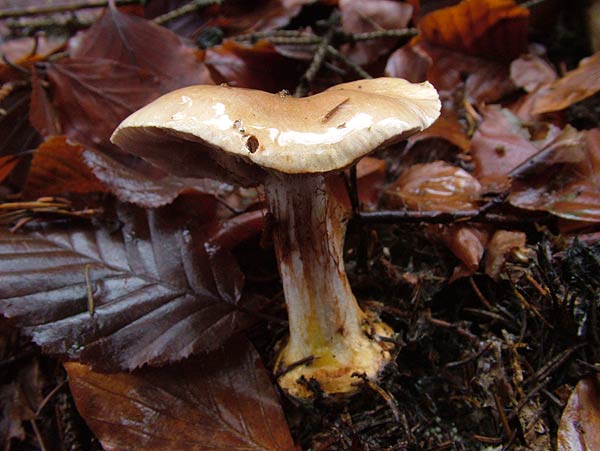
[111,78,441,399]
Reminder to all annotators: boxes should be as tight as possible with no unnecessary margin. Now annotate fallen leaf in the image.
[0,197,265,371]
[205,40,302,91]
[470,105,539,188]
[484,230,526,279]
[387,40,516,107]
[419,0,529,61]
[356,156,386,210]
[340,0,414,65]
[532,51,600,114]
[439,224,490,275]
[510,53,557,93]
[83,147,232,208]
[510,128,600,222]
[65,337,295,451]
[0,36,65,82]
[69,4,213,91]
[33,57,161,152]
[405,110,471,158]
[557,376,600,451]
[385,161,482,212]
[23,136,107,199]
[0,155,20,185]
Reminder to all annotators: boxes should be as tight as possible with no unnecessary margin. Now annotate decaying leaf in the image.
[340,0,414,65]
[470,105,539,188]
[509,128,600,222]
[205,40,301,91]
[419,0,529,61]
[484,230,526,279]
[0,197,264,371]
[65,337,296,451]
[510,53,557,93]
[33,57,161,152]
[532,52,600,114]
[557,376,600,451]
[69,4,213,91]
[23,136,107,199]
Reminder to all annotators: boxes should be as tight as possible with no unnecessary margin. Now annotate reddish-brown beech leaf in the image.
[205,41,301,92]
[22,136,107,199]
[531,52,600,114]
[65,337,295,451]
[484,230,526,279]
[0,36,65,82]
[557,376,600,451]
[419,0,529,61]
[0,155,20,184]
[510,128,600,222]
[385,161,482,212]
[510,53,557,93]
[470,105,540,188]
[32,57,161,152]
[356,156,386,210]
[340,0,414,65]
[1,88,41,157]
[83,147,232,208]
[386,41,516,107]
[69,4,213,91]
[0,198,265,371]
[438,224,490,280]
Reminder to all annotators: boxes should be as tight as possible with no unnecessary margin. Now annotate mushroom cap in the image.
[111,78,440,180]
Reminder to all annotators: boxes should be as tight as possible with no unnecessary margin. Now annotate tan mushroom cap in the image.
[111,77,441,175]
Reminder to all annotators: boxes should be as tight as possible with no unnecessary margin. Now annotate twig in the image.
[521,0,549,8]
[0,0,139,19]
[344,28,418,43]
[153,0,222,26]
[326,45,371,79]
[365,380,401,423]
[85,264,95,317]
[294,10,340,97]
[233,30,307,43]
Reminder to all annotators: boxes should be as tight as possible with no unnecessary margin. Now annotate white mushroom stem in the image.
[265,173,393,399]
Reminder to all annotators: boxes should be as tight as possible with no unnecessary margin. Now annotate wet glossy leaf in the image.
[419,0,529,61]
[439,224,490,277]
[356,156,386,210]
[23,136,106,199]
[385,161,482,212]
[69,5,213,91]
[340,0,414,65]
[83,148,232,208]
[532,52,600,114]
[65,337,295,451]
[557,376,600,451]
[34,57,161,152]
[0,197,263,371]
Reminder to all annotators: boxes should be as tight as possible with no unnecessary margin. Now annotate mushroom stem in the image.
[265,173,393,399]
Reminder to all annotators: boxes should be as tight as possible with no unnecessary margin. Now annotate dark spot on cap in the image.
[246,135,259,153]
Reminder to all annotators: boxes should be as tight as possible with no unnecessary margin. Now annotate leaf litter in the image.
[0,0,600,450]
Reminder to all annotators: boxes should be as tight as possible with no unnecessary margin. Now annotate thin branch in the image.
[294,10,340,97]
[0,0,140,19]
[327,45,371,79]
[153,0,222,25]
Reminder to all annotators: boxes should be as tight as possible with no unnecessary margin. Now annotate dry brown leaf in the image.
[385,161,482,212]
[470,105,539,188]
[532,52,600,114]
[510,128,600,222]
[356,156,386,210]
[510,53,557,93]
[557,376,600,451]
[23,136,107,199]
[65,337,295,451]
[419,0,529,61]
[340,0,414,65]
